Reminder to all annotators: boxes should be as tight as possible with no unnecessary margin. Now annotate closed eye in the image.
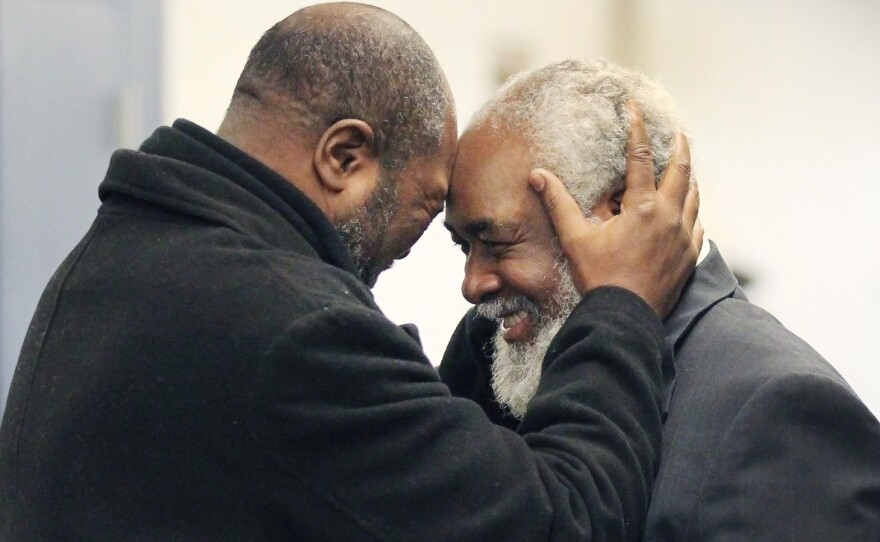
[482,239,515,257]
[450,233,470,255]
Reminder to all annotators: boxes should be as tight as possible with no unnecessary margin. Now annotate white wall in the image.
[163,0,880,416]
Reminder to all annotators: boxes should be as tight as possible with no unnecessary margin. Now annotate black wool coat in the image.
[1,120,670,541]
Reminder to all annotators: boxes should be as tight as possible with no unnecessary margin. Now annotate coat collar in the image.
[99,119,361,281]
[665,241,745,355]
[660,240,746,415]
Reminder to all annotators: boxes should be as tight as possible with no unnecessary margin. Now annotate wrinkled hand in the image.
[529,102,702,318]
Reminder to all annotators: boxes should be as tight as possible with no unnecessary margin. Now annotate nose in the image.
[461,253,502,305]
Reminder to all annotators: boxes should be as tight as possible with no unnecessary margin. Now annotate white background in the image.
[163,0,880,416]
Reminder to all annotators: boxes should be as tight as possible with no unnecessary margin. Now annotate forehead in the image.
[446,124,533,229]
[399,112,459,201]
[435,109,459,171]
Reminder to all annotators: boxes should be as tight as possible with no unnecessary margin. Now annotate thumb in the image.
[529,168,589,249]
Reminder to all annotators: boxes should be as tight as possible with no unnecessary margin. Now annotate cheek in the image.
[503,254,561,302]
[387,209,432,253]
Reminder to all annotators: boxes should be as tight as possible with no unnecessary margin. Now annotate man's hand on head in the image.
[529,101,702,318]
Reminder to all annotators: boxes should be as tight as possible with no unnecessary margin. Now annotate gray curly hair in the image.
[471,58,685,211]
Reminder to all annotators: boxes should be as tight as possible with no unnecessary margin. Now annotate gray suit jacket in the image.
[646,242,880,540]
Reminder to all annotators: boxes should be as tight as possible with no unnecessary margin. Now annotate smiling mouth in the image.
[476,295,542,343]
[499,310,534,342]
[500,310,528,330]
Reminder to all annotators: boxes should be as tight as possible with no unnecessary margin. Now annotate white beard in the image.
[484,260,581,419]
[489,318,564,419]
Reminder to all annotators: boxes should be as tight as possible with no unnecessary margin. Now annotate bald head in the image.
[220,2,453,172]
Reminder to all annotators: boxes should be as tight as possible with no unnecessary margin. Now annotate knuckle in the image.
[630,143,653,164]
[671,213,685,231]
[544,192,559,213]
[674,159,692,180]
[637,199,657,215]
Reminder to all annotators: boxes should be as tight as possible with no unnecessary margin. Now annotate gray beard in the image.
[482,259,581,419]
[334,175,398,287]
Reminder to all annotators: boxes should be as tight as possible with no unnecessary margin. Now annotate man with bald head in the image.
[441,58,880,540]
[0,4,700,540]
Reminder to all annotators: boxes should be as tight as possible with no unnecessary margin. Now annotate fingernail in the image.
[529,172,545,192]
[626,100,641,120]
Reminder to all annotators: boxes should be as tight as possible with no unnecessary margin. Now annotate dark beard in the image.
[334,175,398,287]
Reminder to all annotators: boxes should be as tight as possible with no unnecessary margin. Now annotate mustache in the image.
[475,295,541,321]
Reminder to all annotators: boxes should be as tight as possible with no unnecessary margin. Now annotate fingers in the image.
[658,129,692,207]
[682,175,700,231]
[623,101,655,197]
[528,168,585,247]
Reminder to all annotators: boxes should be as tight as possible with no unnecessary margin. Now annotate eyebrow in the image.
[443,219,518,238]
[426,190,447,217]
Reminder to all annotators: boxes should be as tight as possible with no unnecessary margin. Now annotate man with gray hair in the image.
[442,58,880,540]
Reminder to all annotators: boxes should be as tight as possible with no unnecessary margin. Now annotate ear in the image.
[591,187,625,219]
[313,119,382,220]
